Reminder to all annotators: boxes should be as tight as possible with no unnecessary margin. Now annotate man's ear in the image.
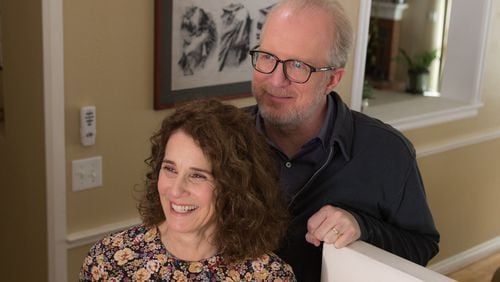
[325,68,345,93]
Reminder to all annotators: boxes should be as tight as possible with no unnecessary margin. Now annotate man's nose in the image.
[269,62,292,87]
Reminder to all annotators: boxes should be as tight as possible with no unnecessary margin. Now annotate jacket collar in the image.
[328,91,353,162]
[247,91,354,162]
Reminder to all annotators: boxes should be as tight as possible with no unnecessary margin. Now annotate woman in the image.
[80,100,295,281]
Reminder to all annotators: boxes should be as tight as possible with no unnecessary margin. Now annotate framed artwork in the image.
[154,0,278,109]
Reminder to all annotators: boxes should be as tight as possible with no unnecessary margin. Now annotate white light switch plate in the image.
[72,156,102,191]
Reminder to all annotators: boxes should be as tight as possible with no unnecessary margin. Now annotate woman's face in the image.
[157,130,216,237]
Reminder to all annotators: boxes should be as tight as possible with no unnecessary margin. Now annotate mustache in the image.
[260,85,296,98]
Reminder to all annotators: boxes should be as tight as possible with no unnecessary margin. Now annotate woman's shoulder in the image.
[80,224,163,281]
[107,224,156,243]
[254,252,293,267]
[230,252,296,281]
[90,224,157,253]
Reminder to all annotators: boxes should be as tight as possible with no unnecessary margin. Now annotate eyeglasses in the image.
[249,48,336,84]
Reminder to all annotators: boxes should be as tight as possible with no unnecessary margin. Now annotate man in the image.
[247,0,440,281]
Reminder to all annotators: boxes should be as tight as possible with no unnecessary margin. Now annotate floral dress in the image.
[80,225,296,281]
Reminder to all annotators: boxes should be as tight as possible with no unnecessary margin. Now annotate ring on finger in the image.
[332,227,339,235]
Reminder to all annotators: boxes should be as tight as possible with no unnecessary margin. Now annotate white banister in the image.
[322,241,455,281]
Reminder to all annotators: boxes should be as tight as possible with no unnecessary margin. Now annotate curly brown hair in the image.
[138,99,289,263]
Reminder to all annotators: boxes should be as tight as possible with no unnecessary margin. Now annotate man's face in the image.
[251,6,339,128]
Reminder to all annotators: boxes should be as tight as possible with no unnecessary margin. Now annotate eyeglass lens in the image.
[252,51,311,83]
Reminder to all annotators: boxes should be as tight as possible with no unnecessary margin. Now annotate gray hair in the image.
[268,0,353,67]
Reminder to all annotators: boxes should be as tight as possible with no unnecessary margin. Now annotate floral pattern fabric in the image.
[80,225,296,281]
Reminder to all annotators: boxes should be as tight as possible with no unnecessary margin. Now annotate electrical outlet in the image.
[72,156,102,191]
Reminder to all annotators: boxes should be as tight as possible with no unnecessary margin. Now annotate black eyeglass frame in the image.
[248,48,337,84]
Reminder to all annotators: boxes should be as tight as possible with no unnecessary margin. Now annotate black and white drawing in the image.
[218,3,252,71]
[178,7,217,76]
[255,4,276,42]
[155,0,278,109]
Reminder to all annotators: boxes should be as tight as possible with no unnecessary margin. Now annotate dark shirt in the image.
[248,92,440,282]
[255,95,335,201]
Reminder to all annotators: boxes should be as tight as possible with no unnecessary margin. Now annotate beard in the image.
[252,82,327,130]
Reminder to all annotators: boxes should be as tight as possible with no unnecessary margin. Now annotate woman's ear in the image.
[325,68,345,93]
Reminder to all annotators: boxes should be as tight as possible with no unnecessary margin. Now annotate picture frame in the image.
[154,0,278,110]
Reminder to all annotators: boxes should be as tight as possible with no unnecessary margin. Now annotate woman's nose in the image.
[168,176,187,197]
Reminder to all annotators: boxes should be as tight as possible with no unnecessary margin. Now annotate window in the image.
[352,0,492,131]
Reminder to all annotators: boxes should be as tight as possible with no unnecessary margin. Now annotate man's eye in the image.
[261,53,275,61]
[291,60,305,69]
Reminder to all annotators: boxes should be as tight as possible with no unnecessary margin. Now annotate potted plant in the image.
[398,49,438,94]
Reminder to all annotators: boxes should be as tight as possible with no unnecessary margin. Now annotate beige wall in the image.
[64,0,159,233]
[68,243,93,281]
[64,2,164,278]
[0,0,489,280]
[420,138,500,262]
[0,0,47,281]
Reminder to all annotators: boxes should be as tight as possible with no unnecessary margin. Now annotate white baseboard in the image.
[428,236,500,275]
[66,217,141,249]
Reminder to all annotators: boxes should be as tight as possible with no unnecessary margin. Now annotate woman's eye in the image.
[190,173,207,180]
[162,165,177,175]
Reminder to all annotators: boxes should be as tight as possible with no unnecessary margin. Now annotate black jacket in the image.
[247,92,439,282]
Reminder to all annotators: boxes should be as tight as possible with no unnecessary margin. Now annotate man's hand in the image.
[305,205,361,248]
